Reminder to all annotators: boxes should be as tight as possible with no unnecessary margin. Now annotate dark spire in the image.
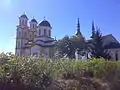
[75,18,82,36]
[91,21,95,38]
[92,21,95,32]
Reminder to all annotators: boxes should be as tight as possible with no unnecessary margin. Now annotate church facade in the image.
[15,13,120,60]
[15,13,56,58]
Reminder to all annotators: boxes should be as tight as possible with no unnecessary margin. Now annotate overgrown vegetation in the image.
[0,53,120,90]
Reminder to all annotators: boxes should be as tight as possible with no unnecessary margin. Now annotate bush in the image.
[0,53,120,90]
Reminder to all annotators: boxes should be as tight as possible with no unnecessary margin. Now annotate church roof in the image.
[31,18,37,23]
[35,39,56,43]
[24,39,56,48]
[87,34,120,49]
[104,42,120,49]
[20,14,28,19]
[25,43,55,48]
[36,44,55,47]
[39,20,51,27]
[102,34,119,44]
[102,34,113,39]
[87,34,118,42]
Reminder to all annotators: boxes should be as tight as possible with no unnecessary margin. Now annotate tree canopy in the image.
[56,35,86,58]
[88,29,111,60]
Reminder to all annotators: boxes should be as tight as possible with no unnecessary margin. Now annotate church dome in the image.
[31,18,37,23]
[39,20,51,27]
[20,14,28,19]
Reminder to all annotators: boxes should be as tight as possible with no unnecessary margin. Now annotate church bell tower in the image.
[15,13,29,56]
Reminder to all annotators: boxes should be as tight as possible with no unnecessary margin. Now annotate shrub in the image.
[0,53,120,90]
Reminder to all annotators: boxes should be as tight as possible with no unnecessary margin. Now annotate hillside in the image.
[0,53,120,90]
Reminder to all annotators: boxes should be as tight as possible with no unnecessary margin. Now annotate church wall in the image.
[16,40,21,49]
[44,48,49,58]
[108,48,120,60]
[36,28,40,36]
[40,47,44,57]
[16,49,21,56]
[39,47,55,58]
[118,51,120,60]
[49,47,55,58]
[25,48,30,55]
[22,39,28,47]
[31,45,41,56]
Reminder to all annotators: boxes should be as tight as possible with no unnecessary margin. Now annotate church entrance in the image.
[115,51,118,61]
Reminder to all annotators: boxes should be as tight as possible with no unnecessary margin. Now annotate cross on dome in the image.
[44,16,46,20]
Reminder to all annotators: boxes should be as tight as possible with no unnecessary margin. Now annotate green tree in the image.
[56,35,73,58]
[70,35,86,50]
[88,29,111,59]
[56,35,87,58]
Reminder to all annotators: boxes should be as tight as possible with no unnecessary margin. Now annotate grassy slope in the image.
[0,55,120,90]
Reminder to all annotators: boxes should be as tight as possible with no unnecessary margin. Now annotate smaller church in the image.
[15,13,56,58]
[75,19,120,60]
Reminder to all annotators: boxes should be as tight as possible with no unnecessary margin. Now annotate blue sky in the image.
[0,0,120,53]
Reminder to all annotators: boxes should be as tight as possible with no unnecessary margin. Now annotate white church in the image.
[15,13,56,58]
[15,13,120,60]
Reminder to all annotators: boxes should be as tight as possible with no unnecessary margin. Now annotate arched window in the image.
[29,33,32,39]
[49,30,51,36]
[39,29,41,35]
[19,20,21,25]
[33,24,34,28]
[34,32,37,37]
[18,31,21,37]
[18,41,20,48]
[25,20,27,25]
[44,29,47,36]
[22,20,23,25]
[44,48,49,58]
[24,32,27,37]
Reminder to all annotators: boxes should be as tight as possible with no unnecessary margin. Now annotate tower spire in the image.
[91,21,95,38]
[75,17,82,36]
[92,21,95,32]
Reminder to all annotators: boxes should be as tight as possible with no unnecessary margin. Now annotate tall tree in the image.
[56,35,73,58]
[56,35,87,59]
[88,28,111,59]
[70,35,87,52]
